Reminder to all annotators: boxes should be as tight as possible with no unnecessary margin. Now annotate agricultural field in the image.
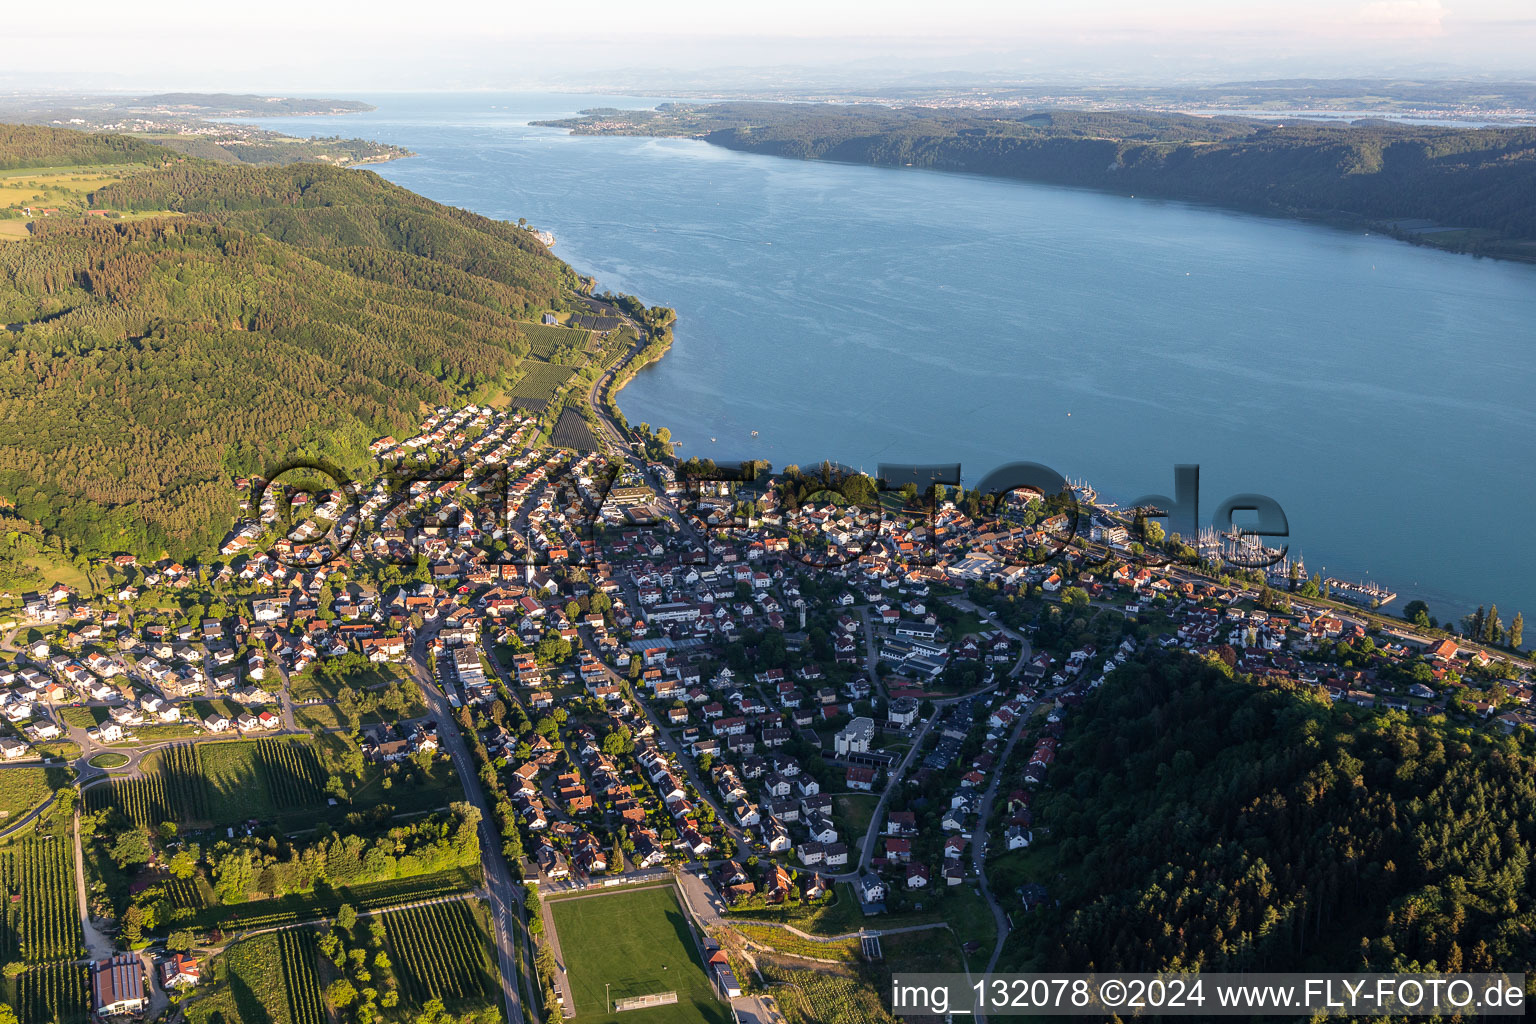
[552,403,601,452]
[759,962,895,1024]
[506,362,578,413]
[194,867,481,933]
[0,163,171,242]
[380,899,499,1012]
[0,765,67,824]
[83,737,327,828]
[731,923,859,965]
[167,874,216,913]
[185,928,324,1024]
[516,321,592,361]
[13,961,91,1024]
[0,835,83,964]
[549,885,729,1024]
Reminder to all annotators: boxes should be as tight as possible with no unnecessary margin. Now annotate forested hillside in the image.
[0,126,581,560]
[1008,652,1536,976]
[541,104,1536,249]
[0,124,167,171]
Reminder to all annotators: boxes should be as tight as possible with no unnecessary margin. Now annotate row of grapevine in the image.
[166,876,210,910]
[761,963,896,1024]
[84,743,211,827]
[16,962,91,1024]
[278,927,327,1024]
[0,837,83,963]
[382,901,497,1007]
[255,739,326,808]
[202,870,480,931]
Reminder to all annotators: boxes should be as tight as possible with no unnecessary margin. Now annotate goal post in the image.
[614,991,678,1012]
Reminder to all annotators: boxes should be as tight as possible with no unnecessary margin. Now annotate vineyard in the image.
[731,923,859,964]
[253,738,327,808]
[0,836,82,964]
[15,962,91,1024]
[84,738,327,827]
[84,742,209,826]
[381,900,498,1010]
[186,931,291,1024]
[167,875,214,912]
[0,765,66,822]
[516,321,592,361]
[760,963,895,1024]
[195,867,481,932]
[551,402,601,452]
[506,362,577,412]
[278,927,326,1024]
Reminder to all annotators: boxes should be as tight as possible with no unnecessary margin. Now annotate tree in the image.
[1468,606,1486,641]
[166,929,196,952]
[1486,604,1500,644]
[1402,600,1432,629]
[1511,611,1524,651]
[1061,587,1090,610]
[0,1003,17,1024]
[536,629,571,665]
[110,829,153,868]
[336,902,358,932]
[168,849,197,879]
[329,978,359,1009]
[121,904,147,946]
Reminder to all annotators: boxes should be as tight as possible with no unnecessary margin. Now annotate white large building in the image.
[834,716,875,757]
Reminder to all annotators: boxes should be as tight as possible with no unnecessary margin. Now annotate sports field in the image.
[548,885,729,1024]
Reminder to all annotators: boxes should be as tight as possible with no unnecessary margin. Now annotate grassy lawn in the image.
[0,538,100,595]
[878,925,968,977]
[290,659,409,702]
[57,706,105,729]
[726,886,863,935]
[833,794,879,836]
[133,723,202,742]
[190,699,244,720]
[0,765,68,822]
[549,885,729,1024]
[295,703,348,732]
[732,881,993,959]
[985,842,1072,900]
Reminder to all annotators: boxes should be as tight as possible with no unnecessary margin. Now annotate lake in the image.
[249,93,1536,623]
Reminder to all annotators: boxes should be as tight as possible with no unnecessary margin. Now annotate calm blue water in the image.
[248,93,1536,624]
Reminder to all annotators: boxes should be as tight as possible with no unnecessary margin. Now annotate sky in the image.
[6,0,1535,92]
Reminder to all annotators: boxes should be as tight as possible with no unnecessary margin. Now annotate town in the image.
[1,375,1530,1024]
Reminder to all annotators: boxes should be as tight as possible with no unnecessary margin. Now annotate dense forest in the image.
[0,125,582,560]
[541,104,1536,248]
[0,124,167,170]
[1012,652,1536,977]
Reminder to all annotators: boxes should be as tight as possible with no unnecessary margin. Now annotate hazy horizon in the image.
[5,0,1534,95]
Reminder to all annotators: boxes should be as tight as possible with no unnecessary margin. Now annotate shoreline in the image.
[544,123,1536,265]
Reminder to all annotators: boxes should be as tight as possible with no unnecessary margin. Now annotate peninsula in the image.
[536,102,1536,259]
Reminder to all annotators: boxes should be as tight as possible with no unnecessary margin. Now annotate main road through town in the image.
[409,624,535,1024]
